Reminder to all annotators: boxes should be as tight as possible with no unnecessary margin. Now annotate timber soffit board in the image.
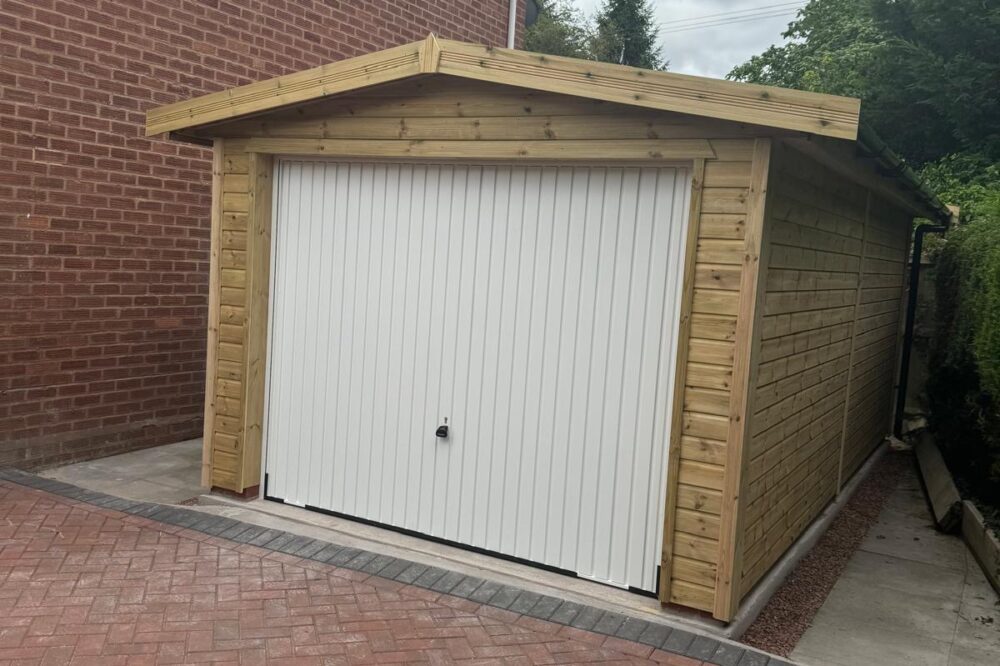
[146,34,861,141]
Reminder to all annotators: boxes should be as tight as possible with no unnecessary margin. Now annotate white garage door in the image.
[263,160,691,592]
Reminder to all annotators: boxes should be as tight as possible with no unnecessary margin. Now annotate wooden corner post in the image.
[713,138,772,620]
[660,158,707,603]
[240,152,275,494]
[202,140,224,487]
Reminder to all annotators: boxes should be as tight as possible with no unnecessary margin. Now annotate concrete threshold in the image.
[187,444,885,645]
[194,490,731,636]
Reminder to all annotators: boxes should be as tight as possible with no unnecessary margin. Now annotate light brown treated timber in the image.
[150,38,860,139]
[202,140,224,488]
[204,114,766,141]
[714,138,771,621]
[434,40,860,140]
[659,158,706,604]
[240,153,275,491]
[146,41,424,135]
[418,33,442,74]
[240,138,716,160]
[836,191,870,491]
[785,136,946,221]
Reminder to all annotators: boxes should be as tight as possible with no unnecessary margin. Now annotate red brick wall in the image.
[0,0,523,468]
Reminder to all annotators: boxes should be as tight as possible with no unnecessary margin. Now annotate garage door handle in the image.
[436,418,449,439]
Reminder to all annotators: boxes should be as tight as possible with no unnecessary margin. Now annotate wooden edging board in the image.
[963,500,1000,596]
[914,431,962,533]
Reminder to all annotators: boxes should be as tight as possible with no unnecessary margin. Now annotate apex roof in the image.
[146,34,861,140]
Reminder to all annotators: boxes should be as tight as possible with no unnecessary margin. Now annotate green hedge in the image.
[928,217,1000,504]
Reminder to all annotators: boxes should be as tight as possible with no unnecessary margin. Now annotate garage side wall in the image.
[737,141,911,599]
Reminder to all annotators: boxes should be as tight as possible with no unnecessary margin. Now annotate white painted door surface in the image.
[264,160,691,592]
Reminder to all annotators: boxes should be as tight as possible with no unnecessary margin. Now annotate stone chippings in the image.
[0,468,787,666]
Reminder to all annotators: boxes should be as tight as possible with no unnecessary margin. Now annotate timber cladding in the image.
[205,78,754,498]
[180,70,911,621]
[736,141,911,599]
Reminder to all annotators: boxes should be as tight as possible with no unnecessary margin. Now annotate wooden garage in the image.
[146,36,952,621]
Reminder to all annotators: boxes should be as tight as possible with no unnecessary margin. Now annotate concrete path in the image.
[791,463,1000,666]
[40,438,205,504]
[0,469,792,666]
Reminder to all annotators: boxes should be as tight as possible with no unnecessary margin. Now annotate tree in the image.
[728,0,1000,165]
[727,0,882,98]
[524,0,592,60]
[591,0,665,70]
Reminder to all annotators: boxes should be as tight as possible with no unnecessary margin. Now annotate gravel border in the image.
[740,450,912,656]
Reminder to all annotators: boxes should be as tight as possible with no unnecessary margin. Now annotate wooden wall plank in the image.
[736,140,913,603]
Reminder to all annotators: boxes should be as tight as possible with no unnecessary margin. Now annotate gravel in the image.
[739,450,913,656]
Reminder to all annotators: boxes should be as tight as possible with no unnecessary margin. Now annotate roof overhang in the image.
[146,35,952,222]
[146,34,861,140]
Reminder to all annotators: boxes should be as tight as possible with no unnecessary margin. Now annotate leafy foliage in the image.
[523,0,665,70]
[727,0,883,98]
[591,0,665,70]
[929,214,1000,503]
[729,0,1000,165]
[524,0,591,59]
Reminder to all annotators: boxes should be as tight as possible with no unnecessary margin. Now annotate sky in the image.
[573,0,805,78]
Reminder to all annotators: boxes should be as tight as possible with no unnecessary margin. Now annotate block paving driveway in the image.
[0,479,719,665]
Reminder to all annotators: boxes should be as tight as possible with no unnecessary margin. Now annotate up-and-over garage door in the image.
[263,160,691,592]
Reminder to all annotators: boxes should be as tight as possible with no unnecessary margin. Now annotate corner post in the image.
[714,137,772,620]
[202,140,224,487]
[240,152,275,494]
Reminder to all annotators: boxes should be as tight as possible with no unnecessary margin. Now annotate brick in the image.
[1,0,517,474]
[710,642,747,666]
[686,635,721,660]
[0,480,680,665]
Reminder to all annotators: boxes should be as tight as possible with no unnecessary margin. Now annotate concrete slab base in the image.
[790,464,1000,666]
[39,438,206,504]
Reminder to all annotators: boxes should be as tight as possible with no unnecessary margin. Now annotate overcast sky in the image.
[574,0,805,78]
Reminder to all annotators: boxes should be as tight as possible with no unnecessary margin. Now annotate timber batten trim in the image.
[146,42,424,136]
[146,37,860,141]
[435,41,859,140]
[240,138,716,160]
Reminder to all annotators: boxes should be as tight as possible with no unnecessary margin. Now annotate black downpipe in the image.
[894,224,948,437]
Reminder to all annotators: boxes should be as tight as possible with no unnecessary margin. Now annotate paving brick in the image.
[0,480,725,666]
[663,628,696,653]
[710,642,747,666]
[468,579,503,604]
[488,585,524,610]
[292,539,328,559]
[413,566,449,588]
[429,570,465,594]
[508,591,543,615]
[686,635,721,660]
[246,529,286,547]
[343,550,378,571]
[393,562,429,584]
[569,605,604,631]
[527,595,563,621]
[275,535,314,555]
[636,623,672,649]
[373,557,412,580]
[737,650,771,666]
[549,600,585,625]
[593,611,628,636]
[449,575,485,599]
[616,617,651,642]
